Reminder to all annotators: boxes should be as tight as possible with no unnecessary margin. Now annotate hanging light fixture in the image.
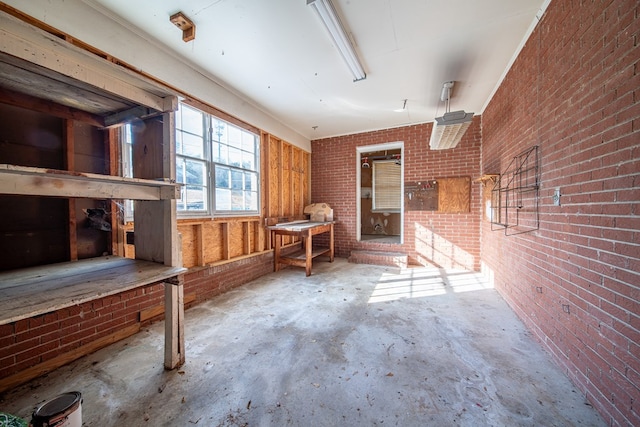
[429,81,474,150]
[307,0,366,82]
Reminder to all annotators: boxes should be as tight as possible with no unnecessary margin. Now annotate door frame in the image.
[356,141,404,243]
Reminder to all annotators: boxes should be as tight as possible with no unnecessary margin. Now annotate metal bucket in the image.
[30,392,82,427]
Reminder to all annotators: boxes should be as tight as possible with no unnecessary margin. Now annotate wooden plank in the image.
[0,256,185,325]
[0,86,105,127]
[1,11,173,112]
[0,163,179,200]
[0,323,140,394]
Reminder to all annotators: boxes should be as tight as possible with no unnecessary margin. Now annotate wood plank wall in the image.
[123,133,311,269]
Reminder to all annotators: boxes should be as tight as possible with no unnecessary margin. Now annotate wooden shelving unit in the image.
[0,8,187,382]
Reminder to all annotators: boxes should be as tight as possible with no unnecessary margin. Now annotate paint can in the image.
[30,392,82,427]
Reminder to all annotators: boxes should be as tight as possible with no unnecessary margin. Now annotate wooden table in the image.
[268,221,335,276]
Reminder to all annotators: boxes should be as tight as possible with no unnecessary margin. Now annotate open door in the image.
[357,142,403,244]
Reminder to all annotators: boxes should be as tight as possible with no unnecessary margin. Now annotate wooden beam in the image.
[103,105,160,128]
[0,86,105,127]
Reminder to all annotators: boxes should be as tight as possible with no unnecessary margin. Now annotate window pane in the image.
[228,147,242,168]
[184,159,205,185]
[178,104,204,136]
[231,190,244,210]
[242,150,255,170]
[212,142,228,164]
[216,188,231,210]
[241,132,256,152]
[178,131,204,159]
[215,166,230,189]
[245,191,258,211]
[231,169,243,190]
[212,119,226,143]
[182,185,207,211]
[245,171,257,191]
[228,126,242,149]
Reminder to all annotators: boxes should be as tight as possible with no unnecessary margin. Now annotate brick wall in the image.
[0,283,165,384]
[311,119,482,270]
[184,251,275,304]
[481,0,639,425]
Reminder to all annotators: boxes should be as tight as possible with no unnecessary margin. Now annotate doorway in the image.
[357,142,403,244]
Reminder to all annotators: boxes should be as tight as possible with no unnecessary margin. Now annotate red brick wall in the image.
[0,283,165,382]
[311,119,482,270]
[184,251,274,304]
[481,1,639,425]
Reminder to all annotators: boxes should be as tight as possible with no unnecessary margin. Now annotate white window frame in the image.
[176,102,260,217]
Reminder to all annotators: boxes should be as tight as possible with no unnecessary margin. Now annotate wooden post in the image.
[243,221,251,255]
[222,222,230,260]
[273,231,280,272]
[63,119,78,261]
[164,276,185,369]
[195,223,204,266]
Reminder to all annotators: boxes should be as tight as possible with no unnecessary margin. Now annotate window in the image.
[121,124,134,222]
[372,160,401,212]
[176,102,260,216]
[176,104,208,213]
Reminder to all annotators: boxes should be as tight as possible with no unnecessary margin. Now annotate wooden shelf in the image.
[0,163,180,200]
[0,256,186,326]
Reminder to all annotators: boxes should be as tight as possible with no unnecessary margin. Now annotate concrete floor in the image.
[2,259,604,426]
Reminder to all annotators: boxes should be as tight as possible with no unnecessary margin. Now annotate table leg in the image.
[273,231,281,272]
[329,223,335,262]
[305,233,313,276]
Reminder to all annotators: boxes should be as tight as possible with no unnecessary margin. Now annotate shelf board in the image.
[0,163,180,200]
[0,256,186,325]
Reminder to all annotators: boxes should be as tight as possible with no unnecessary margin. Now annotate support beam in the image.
[164,277,185,370]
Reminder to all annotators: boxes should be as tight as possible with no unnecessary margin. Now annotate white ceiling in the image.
[81,0,546,139]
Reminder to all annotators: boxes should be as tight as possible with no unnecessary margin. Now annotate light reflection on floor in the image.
[368,267,493,303]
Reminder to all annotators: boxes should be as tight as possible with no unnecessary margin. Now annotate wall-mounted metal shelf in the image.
[491,145,539,235]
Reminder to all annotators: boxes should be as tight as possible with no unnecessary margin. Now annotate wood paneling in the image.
[437,177,471,213]
[174,133,310,269]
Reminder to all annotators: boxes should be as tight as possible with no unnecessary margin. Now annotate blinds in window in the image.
[373,160,401,211]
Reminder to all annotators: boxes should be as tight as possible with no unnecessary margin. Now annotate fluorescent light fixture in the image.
[307,0,366,82]
[429,110,474,150]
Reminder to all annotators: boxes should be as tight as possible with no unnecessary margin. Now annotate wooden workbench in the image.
[268,221,335,276]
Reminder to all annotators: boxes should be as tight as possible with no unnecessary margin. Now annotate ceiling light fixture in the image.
[394,99,407,112]
[429,81,474,150]
[307,0,366,82]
